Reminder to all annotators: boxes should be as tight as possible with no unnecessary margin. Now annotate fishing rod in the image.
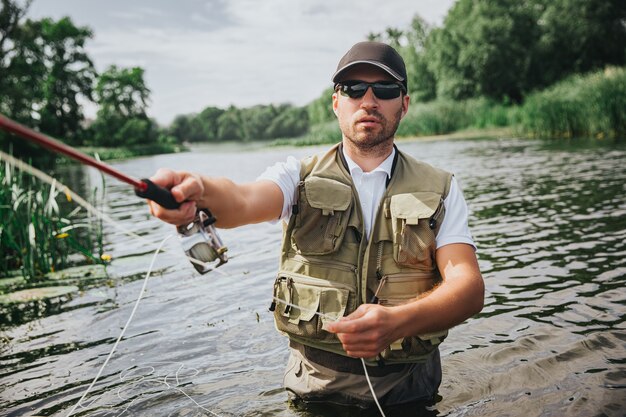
[0,113,227,273]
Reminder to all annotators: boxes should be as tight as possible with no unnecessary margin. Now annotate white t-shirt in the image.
[257,148,475,249]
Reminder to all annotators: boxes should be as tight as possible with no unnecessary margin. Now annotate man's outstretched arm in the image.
[147,168,284,228]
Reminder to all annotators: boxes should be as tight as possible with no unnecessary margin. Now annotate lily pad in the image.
[0,285,78,305]
[0,276,27,292]
[45,264,107,281]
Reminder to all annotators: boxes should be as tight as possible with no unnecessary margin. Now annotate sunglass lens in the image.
[342,83,368,98]
[340,82,402,100]
[372,83,402,99]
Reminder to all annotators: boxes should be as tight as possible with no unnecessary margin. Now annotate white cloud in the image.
[28,0,456,124]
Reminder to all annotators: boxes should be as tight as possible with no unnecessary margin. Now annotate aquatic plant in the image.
[0,157,105,280]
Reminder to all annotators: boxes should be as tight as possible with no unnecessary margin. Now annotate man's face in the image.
[333,65,409,152]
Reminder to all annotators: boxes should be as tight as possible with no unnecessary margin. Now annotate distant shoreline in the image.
[398,127,515,143]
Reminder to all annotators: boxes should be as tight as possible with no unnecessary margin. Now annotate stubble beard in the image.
[342,107,403,156]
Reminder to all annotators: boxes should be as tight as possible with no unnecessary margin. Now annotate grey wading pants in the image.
[284,341,442,408]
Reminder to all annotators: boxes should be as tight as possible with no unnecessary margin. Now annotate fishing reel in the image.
[177,208,228,274]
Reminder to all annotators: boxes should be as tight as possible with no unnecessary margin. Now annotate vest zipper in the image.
[370,241,386,303]
[283,277,294,316]
[291,254,358,274]
[382,271,434,281]
[429,197,445,230]
[280,271,356,292]
[376,271,436,305]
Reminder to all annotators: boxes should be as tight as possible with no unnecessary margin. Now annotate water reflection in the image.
[0,137,624,416]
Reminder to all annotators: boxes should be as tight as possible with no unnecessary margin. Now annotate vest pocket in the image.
[272,272,355,342]
[389,192,444,268]
[375,272,447,361]
[292,177,353,255]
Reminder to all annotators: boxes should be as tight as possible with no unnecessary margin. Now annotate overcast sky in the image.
[28,0,456,125]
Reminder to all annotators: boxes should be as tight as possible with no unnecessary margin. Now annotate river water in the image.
[1,137,625,416]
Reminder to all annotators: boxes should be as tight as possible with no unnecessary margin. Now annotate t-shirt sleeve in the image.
[256,156,301,222]
[436,176,476,250]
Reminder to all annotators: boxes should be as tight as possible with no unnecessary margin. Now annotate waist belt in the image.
[289,341,411,377]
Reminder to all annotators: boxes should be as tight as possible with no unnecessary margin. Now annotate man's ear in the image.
[400,94,410,119]
[332,92,339,117]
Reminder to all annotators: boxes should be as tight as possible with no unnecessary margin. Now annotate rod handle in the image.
[135,178,181,209]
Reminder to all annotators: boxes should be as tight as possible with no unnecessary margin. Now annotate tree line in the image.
[1,0,624,158]
[130,0,626,144]
[0,0,175,161]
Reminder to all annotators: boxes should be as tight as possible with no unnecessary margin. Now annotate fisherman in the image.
[148,41,484,410]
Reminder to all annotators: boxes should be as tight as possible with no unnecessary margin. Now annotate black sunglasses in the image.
[336,81,405,100]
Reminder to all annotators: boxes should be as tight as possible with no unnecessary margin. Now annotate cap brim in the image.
[332,60,405,83]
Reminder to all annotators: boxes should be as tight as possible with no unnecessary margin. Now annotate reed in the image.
[0,159,105,280]
[397,98,514,137]
[518,67,626,139]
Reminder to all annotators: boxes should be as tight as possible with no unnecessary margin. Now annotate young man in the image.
[148,41,484,409]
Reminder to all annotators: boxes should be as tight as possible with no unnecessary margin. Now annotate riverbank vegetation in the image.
[1,0,625,164]
[170,0,626,145]
[0,157,106,281]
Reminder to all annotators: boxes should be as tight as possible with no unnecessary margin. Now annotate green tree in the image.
[365,17,436,103]
[265,105,308,138]
[239,105,279,140]
[0,0,38,124]
[37,17,96,145]
[89,65,156,146]
[168,114,192,142]
[529,0,626,90]
[403,15,436,102]
[1,1,95,155]
[384,27,403,49]
[427,0,538,102]
[216,106,243,141]
[196,106,225,142]
[306,87,335,125]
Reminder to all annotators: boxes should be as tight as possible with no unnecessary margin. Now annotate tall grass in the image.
[397,97,514,137]
[518,67,626,139]
[0,159,105,280]
[272,121,341,147]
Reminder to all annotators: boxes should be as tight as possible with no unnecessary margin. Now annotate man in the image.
[148,42,484,410]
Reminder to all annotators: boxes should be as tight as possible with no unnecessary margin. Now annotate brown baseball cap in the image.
[332,41,407,91]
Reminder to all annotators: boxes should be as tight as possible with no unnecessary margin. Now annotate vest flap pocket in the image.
[273,273,354,342]
[390,192,440,224]
[389,192,443,268]
[377,272,436,303]
[319,287,349,327]
[288,284,320,324]
[292,177,353,255]
[304,177,352,212]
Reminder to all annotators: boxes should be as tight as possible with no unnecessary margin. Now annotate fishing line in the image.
[0,152,223,414]
[3,151,384,416]
[66,234,173,417]
[271,296,387,417]
[66,234,223,416]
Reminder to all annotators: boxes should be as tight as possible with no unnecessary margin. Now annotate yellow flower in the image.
[64,187,72,202]
[100,254,112,261]
[55,232,69,239]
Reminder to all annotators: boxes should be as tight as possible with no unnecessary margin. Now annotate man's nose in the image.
[359,86,378,109]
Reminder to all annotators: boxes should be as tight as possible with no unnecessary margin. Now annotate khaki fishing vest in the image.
[271,143,453,364]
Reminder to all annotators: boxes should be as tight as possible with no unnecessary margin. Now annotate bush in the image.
[272,121,341,147]
[397,98,514,137]
[518,67,626,139]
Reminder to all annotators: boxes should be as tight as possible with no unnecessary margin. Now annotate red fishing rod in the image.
[0,113,179,209]
[0,113,228,272]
